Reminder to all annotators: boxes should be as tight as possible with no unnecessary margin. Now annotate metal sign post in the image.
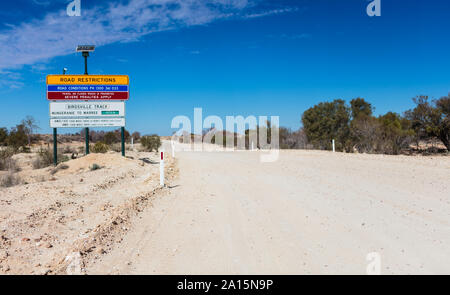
[78,46,95,155]
[53,128,57,165]
[85,127,90,155]
[121,127,125,157]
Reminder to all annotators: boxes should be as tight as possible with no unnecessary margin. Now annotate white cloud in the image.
[243,7,297,19]
[0,0,297,88]
[0,0,254,71]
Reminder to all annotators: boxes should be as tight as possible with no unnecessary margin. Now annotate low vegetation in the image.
[32,148,68,169]
[50,163,69,175]
[200,93,449,155]
[0,148,20,172]
[0,172,21,188]
[92,142,109,153]
[140,135,161,152]
[301,95,449,154]
[90,163,102,171]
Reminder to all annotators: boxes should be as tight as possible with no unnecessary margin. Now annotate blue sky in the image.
[0,0,449,135]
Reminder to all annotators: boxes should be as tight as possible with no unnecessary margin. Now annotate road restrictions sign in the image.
[50,118,125,128]
[46,75,129,100]
[50,102,125,118]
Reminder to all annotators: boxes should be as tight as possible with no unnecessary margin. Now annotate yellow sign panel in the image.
[47,75,129,85]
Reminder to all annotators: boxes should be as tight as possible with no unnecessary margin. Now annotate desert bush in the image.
[110,143,122,153]
[32,148,53,169]
[140,135,161,152]
[0,156,20,172]
[0,147,15,159]
[103,132,118,145]
[376,112,414,155]
[92,142,109,153]
[6,124,28,151]
[131,131,141,142]
[62,145,76,154]
[90,163,102,171]
[0,172,21,188]
[50,163,69,175]
[0,128,8,146]
[406,95,450,151]
[32,148,68,169]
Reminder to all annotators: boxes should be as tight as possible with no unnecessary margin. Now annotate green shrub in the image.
[50,163,69,175]
[103,132,119,145]
[32,148,53,169]
[92,142,109,153]
[0,128,8,146]
[0,172,21,187]
[62,145,76,154]
[90,163,102,171]
[6,124,28,151]
[32,148,68,169]
[0,156,19,172]
[140,135,161,152]
[110,143,122,153]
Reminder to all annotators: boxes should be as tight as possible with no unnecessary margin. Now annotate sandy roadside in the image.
[0,149,176,274]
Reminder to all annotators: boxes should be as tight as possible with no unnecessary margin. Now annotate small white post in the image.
[171,140,175,158]
[251,141,254,151]
[160,149,164,187]
[131,137,134,149]
[332,139,335,153]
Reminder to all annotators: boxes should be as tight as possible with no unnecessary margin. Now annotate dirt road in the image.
[88,149,450,274]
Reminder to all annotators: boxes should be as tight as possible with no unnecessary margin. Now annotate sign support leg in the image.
[85,127,90,155]
[121,127,125,157]
[53,128,58,166]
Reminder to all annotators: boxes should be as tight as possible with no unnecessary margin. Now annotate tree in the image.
[302,99,351,151]
[377,112,414,154]
[350,116,380,153]
[435,94,450,151]
[278,127,309,149]
[6,124,28,151]
[115,128,130,143]
[349,98,377,153]
[350,98,373,119]
[103,131,118,145]
[0,128,8,146]
[21,116,40,145]
[131,131,141,141]
[405,95,450,151]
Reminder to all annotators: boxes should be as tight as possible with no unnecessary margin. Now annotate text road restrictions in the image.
[50,101,125,117]
[46,75,129,100]
[50,118,125,128]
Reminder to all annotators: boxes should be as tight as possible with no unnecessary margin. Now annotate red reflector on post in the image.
[161,152,163,160]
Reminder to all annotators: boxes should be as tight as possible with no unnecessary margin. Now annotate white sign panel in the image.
[49,101,125,118]
[50,118,125,128]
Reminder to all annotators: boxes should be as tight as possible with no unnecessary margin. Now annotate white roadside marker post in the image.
[131,137,134,149]
[171,140,175,158]
[160,149,165,187]
[251,141,254,151]
[332,139,335,153]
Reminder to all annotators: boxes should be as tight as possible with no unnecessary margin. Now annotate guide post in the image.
[160,150,164,187]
